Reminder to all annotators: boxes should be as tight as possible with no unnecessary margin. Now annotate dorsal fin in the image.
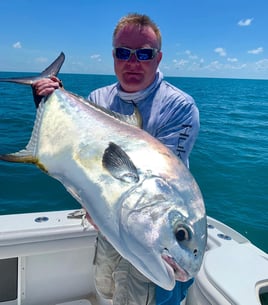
[66,90,143,128]
[98,103,142,128]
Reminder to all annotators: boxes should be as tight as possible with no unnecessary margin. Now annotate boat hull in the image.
[0,210,267,305]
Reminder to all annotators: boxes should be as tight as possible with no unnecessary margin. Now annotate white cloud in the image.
[173,59,189,69]
[228,63,247,70]
[13,41,22,49]
[185,50,198,60]
[185,50,191,56]
[255,59,268,70]
[238,18,254,26]
[188,61,203,71]
[90,54,102,62]
[227,57,238,63]
[35,57,48,64]
[214,47,227,57]
[204,60,247,73]
[206,60,222,70]
[248,47,264,55]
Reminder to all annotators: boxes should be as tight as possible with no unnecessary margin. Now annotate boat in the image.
[0,209,267,305]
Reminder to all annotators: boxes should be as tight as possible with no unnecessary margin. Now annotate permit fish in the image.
[0,53,207,290]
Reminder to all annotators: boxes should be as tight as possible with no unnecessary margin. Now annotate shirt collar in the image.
[117,70,163,103]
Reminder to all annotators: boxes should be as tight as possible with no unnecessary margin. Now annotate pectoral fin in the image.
[102,142,139,183]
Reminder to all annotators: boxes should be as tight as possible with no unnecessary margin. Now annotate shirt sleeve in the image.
[155,98,200,168]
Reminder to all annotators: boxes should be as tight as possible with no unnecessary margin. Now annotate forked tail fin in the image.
[0,52,65,107]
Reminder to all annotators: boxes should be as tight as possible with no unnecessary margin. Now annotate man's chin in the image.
[121,75,145,92]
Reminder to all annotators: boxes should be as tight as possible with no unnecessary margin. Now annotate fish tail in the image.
[0,52,65,86]
[0,93,47,171]
[0,151,47,172]
[0,150,37,163]
[0,52,65,107]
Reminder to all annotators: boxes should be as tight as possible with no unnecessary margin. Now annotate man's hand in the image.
[86,212,99,231]
[32,76,62,96]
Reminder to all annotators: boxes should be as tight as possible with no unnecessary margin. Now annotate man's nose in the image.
[128,53,138,62]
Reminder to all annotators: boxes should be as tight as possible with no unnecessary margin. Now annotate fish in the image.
[0,52,207,290]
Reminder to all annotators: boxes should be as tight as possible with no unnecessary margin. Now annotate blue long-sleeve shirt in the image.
[88,71,199,168]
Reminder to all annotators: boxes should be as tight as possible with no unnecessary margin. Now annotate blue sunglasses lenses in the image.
[115,48,132,60]
[137,49,155,60]
[115,48,157,61]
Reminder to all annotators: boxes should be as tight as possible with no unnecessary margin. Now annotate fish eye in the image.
[175,226,190,242]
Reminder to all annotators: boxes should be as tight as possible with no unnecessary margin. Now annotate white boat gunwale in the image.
[0,209,267,305]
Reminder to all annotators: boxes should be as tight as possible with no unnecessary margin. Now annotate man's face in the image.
[113,24,162,93]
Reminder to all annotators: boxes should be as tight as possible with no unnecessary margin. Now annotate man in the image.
[33,13,199,305]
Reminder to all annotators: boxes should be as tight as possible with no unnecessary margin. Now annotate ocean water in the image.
[0,72,267,253]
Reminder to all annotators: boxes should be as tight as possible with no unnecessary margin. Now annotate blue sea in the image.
[0,72,267,253]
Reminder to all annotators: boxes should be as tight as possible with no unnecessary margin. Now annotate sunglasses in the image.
[114,47,159,61]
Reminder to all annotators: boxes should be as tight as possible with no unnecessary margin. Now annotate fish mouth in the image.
[161,249,190,282]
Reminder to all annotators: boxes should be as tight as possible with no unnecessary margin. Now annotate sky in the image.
[0,0,268,79]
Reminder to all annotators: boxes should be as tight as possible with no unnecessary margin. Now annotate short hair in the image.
[113,13,162,50]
